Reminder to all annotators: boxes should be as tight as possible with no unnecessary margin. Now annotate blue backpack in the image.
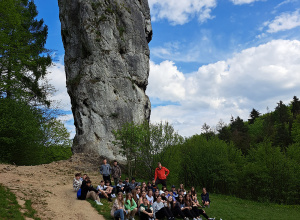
[77,188,81,199]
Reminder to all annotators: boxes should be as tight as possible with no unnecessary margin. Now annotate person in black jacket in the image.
[78,180,103,205]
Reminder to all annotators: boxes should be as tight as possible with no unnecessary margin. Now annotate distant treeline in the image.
[114,96,300,205]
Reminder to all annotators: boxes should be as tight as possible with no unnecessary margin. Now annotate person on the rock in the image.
[100,158,112,185]
[154,162,169,188]
[112,160,122,186]
[78,180,103,205]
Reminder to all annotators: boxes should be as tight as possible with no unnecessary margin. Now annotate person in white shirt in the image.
[96,180,112,202]
[146,189,154,204]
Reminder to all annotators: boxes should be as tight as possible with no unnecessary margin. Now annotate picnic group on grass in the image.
[73,159,215,220]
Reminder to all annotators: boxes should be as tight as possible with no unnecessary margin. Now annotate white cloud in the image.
[45,62,75,138]
[148,40,300,137]
[47,62,71,111]
[149,0,217,25]
[264,10,300,33]
[230,0,264,5]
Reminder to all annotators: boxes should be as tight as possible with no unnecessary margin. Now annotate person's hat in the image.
[131,177,135,180]
[171,185,176,188]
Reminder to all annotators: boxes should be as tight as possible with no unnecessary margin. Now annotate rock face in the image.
[58,0,152,161]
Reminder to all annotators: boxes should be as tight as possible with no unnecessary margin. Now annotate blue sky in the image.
[35,0,300,137]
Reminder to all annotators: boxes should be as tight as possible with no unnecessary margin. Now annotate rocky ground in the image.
[0,154,107,220]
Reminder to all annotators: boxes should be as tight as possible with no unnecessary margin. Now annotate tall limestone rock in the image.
[58,0,152,160]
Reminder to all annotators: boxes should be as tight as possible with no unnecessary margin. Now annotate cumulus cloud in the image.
[148,40,300,136]
[149,0,217,25]
[264,10,300,33]
[230,0,264,5]
[46,62,71,111]
[46,62,75,138]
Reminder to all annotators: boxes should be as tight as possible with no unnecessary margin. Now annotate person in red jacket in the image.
[154,162,169,188]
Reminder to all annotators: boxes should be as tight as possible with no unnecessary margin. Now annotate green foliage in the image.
[176,135,243,194]
[0,0,52,106]
[0,98,72,165]
[113,121,183,179]
[0,98,45,165]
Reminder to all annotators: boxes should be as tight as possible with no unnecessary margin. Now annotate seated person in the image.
[179,184,186,195]
[152,195,174,220]
[146,189,154,204]
[138,190,147,207]
[201,187,210,207]
[147,181,154,192]
[166,195,188,220]
[105,180,116,197]
[116,179,125,194]
[141,182,147,191]
[80,173,87,182]
[123,177,131,193]
[111,192,127,220]
[159,186,167,195]
[124,193,138,220]
[151,178,157,191]
[139,197,154,220]
[73,173,82,191]
[96,180,112,202]
[153,189,160,202]
[128,177,140,192]
[171,185,178,197]
[78,180,103,205]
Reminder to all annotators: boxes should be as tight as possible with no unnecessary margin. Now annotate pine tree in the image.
[0,0,52,106]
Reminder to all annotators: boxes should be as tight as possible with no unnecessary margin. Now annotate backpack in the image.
[77,188,81,199]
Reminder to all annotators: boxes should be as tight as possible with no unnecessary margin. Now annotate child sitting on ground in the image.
[116,179,125,194]
[73,173,82,191]
[96,180,113,202]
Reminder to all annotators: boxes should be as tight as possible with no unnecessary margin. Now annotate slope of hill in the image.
[0,154,104,220]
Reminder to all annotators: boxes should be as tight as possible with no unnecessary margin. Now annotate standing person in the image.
[154,162,169,188]
[111,192,127,220]
[100,158,112,185]
[112,160,122,186]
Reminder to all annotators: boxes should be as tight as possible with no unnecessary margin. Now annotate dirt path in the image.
[0,156,105,220]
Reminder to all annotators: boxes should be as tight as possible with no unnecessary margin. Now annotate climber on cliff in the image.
[154,162,169,188]
[100,158,112,185]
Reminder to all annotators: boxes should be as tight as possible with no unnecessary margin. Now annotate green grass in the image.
[204,194,300,220]
[23,200,41,220]
[88,192,300,220]
[88,198,114,219]
[0,184,24,220]
[0,184,41,220]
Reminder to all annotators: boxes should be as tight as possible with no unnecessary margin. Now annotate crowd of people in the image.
[73,160,215,220]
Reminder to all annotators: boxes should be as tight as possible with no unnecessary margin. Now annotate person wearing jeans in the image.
[111,192,126,220]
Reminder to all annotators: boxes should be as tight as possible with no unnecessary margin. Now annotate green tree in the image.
[0,0,52,105]
[291,96,300,118]
[0,98,44,165]
[248,108,260,124]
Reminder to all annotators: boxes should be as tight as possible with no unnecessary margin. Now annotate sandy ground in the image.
[0,155,105,220]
